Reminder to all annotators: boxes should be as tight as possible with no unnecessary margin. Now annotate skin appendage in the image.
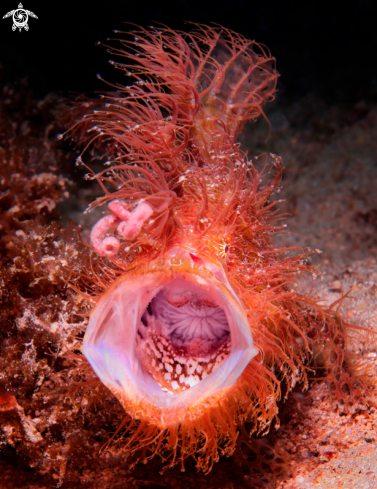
[90,200,153,256]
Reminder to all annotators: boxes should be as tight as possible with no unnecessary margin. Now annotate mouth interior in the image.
[136,278,231,394]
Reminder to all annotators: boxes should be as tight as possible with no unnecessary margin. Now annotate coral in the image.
[0,84,110,486]
[0,82,70,239]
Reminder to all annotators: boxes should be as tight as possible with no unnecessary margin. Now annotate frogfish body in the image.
[67,25,364,472]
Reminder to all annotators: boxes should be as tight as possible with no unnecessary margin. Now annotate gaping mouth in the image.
[83,254,257,423]
[137,278,232,394]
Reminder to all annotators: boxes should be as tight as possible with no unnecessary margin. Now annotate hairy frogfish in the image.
[65,25,373,472]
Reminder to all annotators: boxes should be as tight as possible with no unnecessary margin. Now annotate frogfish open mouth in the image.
[66,25,368,471]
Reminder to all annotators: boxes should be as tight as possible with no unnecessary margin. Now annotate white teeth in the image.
[185,375,199,387]
[165,363,173,373]
[147,338,162,359]
[137,331,231,394]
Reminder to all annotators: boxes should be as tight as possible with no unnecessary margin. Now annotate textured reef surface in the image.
[1,51,377,489]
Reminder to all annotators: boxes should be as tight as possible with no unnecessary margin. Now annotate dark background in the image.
[1,0,376,103]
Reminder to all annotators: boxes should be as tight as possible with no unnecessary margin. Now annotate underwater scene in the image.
[1,2,376,488]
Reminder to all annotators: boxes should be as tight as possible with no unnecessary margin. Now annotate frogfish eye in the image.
[82,256,257,426]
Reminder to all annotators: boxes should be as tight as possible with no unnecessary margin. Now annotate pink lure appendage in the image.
[90,201,153,257]
[108,200,131,221]
[117,202,153,240]
[90,213,120,257]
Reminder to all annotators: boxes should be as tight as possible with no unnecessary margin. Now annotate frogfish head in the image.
[83,247,258,428]
[66,24,361,472]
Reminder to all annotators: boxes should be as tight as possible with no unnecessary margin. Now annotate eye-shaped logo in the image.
[3,3,38,32]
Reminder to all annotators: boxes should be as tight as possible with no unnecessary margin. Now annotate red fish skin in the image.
[64,25,374,473]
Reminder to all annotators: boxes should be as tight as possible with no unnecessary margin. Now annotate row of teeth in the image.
[139,333,231,394]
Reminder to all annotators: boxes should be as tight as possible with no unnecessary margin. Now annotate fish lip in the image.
[82,255,258,423]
